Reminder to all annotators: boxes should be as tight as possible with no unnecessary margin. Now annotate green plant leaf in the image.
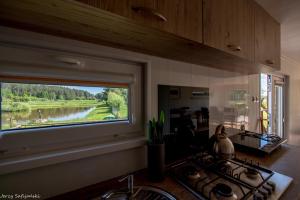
[159,110,165,125]
[152,118,156,128]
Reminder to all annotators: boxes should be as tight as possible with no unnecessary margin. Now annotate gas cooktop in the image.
[229,132,287,154]
[170,152,292,200]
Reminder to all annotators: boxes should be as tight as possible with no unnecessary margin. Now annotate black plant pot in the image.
[147,143,165,182]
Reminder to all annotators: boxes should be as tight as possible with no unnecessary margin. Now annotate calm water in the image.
[2,106,95,129]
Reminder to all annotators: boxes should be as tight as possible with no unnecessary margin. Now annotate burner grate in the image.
[193,153,274,189]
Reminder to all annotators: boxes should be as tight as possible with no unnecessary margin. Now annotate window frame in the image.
[0,43,145,161]
[0,78,131,131]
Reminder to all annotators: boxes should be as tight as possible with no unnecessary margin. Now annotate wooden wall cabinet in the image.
[76,0,132,18]
[0,0,280,74]
[254,2,281,69]
[77,0,280,70]
[76,0,203,43]
[203,0,255,61]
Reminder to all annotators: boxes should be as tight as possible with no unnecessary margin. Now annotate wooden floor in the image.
[287,133,300,146]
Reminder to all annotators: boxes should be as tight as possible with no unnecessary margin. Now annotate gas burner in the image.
[195,153,215,165]
[182,166,201,180]
[211,183,237,200]
[244,168,259,179]
[217,161,233,174]
[170,152,292,200]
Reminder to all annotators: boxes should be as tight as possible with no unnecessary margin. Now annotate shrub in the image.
[2,102,31,112]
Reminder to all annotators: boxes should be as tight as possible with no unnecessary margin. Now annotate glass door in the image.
[260,74,271,133]
[273,77,285,138]
[260,73,285,137]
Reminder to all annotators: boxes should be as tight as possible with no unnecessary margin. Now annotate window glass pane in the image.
[260,73,268,133]
[1,82,128,131]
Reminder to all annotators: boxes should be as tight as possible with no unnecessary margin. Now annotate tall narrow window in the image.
[1,82,129,131]
[260,73,270,133]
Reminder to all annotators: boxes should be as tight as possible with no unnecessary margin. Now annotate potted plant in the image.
[147,111,165,182]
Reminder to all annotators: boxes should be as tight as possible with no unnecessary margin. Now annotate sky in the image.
[65,86,105,95]
[1,82,107,95]
[260,73,268,97]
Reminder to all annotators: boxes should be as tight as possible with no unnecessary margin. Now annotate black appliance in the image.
[158,85,209,163]
[229,131,287,154]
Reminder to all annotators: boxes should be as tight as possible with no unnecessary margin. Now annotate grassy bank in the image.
[2,100,102,112]
[29,100,101,109]
[86,103,128,120]
[2,101,128,130]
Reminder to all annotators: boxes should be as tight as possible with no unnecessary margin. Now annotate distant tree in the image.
[1,88,13,100]
[107,91,125,118]
[95,93,104,101]
[101,88,127,103]
[102,88,109,102]
[49,92,56,100]
[1,83,97,101]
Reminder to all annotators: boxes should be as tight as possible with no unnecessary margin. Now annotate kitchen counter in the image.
[49,144,300,200]
[236,144,300,200]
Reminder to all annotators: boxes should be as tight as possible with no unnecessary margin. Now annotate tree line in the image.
[2,83,95,101]
[1,83,127,103]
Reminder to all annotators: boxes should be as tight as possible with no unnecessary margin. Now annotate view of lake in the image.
[1,82,128,130]
[2,106,96,128]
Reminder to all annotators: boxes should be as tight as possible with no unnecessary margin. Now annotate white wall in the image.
[150,63,250,136]
[280,56,300,145]
[0,146,146,198]
[0,27,253,198]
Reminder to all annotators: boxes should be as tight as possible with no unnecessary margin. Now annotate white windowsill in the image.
[0,136,147,175]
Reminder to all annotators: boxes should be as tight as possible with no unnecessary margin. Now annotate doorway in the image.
[260,73,286,137]
[273,76,285,138]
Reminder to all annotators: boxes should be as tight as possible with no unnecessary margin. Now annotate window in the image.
[0,33,145,175]
[1,82,129,131]
[260,73,270,133]
[0,42,144,160]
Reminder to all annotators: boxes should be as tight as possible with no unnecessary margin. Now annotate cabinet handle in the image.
[227,44,241,51]
[266,59,274,65]
[56,56,83,66]
[131,6,167,22]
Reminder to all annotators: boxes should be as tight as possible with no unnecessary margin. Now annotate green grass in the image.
[1,101,128,130]
[1,123,10,130]
[2,100,102,112]
[86,104,112,120]
[1,102,31,112]
[86,103,128,120]
[28,100,100,109]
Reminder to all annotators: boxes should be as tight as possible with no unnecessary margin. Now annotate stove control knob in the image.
[258,188,268,199]
[253,192,264,200]
[267,181,276,191]
[262,184,272,195]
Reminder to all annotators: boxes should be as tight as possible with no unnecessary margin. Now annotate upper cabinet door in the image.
[130,0,203,43]
[77,0,202,43]
[203,0,254,61]
[254,3,280,69]
[76,0,132,18]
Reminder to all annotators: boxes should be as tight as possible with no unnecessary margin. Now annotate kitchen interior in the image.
[0,0,300,200]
